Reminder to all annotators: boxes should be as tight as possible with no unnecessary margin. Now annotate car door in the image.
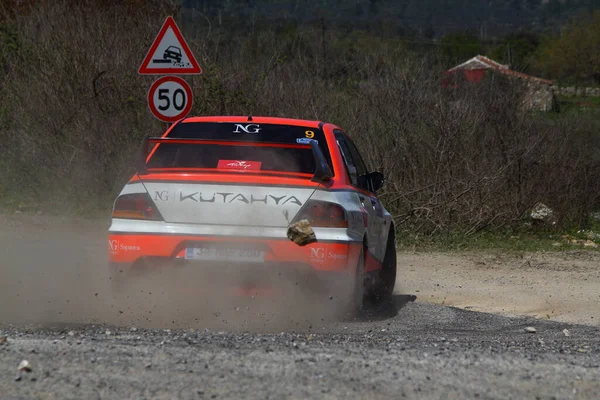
[342,133,387,260]
[334,130,384,261]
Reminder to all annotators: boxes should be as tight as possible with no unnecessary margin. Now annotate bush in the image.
[1,0,599,235]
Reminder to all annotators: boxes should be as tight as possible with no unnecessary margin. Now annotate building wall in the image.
[444,68,556,112]
[524,84,555,112]
[553,87,600,97]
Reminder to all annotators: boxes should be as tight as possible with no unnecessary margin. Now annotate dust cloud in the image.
[0,213,353,332]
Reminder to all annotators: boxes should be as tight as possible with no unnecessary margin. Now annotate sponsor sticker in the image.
[108,239,119,255]
[217,160,262,171]
[309,247,348,264]
[296,138,317,145]
[232,124,261,134]
[108,239,141,255]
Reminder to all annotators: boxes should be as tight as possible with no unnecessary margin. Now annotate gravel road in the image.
[0,213,599,399]
[1,301,599,400]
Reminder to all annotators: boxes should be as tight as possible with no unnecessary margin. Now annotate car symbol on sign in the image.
[163,46,182,63]
[152,46,182,64]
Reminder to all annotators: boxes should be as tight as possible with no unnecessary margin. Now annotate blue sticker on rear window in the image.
[296,138,317,144]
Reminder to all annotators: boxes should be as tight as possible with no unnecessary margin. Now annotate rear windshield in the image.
[146,122,332,175]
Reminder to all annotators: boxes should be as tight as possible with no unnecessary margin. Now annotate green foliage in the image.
[178,0,597,39]
[533,11,600,85]
[439,32,482,66]
[398,230,600,252]
[0,23,19,53]
[488,31,540,72]
[397,218,600,252]
[555,96,600,116]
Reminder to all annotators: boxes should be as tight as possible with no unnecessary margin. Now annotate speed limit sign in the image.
[147,76,193,122]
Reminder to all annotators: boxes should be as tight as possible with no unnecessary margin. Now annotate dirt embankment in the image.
[399,251,600,326]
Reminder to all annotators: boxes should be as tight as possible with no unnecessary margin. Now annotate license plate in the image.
[185,247,265,263]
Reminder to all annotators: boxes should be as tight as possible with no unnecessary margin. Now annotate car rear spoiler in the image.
[135,136,332,183]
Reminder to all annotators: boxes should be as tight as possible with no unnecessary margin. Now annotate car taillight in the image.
[294,200,348,228]
[112,193,163,221]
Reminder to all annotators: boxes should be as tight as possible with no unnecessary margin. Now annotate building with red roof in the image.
[443,55,556,112]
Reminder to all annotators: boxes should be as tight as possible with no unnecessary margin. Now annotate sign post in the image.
[139,16,201,123]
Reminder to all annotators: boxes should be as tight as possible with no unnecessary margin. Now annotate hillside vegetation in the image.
[0,0,599,241]
[179,0,597,38]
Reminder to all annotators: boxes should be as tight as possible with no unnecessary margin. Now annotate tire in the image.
[344,247,365,319]
[368,232,397,306]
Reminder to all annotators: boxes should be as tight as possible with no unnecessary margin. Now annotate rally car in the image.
[108,116,397,314]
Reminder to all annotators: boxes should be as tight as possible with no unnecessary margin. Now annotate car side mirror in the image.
[368,171,384,192]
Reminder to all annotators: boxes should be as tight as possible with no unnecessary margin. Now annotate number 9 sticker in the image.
[305,130,315,138]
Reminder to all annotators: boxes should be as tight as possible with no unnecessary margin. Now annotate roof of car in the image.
[180,116,324,129]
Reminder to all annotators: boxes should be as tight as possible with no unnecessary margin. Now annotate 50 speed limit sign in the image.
[147,76,193,122]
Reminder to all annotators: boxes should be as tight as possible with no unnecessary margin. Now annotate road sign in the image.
[147,76,193,122]
[138,16,202,75]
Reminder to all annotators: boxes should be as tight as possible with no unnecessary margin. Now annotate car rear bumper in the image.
[108,219,363,273]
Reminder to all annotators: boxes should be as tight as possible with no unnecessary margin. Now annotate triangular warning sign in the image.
[138,16,202,75]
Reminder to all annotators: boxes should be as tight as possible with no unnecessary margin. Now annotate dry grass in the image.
[1,0,599,234]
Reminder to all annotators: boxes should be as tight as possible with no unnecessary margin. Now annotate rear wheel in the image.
[368,231,397,306]
[343,247,365,319]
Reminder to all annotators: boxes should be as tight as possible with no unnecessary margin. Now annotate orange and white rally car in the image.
[108,116,396,313]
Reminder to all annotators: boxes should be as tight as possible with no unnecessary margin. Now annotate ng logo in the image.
[233,124,261,134]
[108,240,119,253]
[310,248,325,259]
[310,247,326,265]
[154,190,169,201]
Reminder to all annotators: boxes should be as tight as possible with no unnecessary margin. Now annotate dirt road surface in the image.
[400,251,600,326]
[0,213,599,399]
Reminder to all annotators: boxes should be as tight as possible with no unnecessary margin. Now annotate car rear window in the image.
[146,122,332,175]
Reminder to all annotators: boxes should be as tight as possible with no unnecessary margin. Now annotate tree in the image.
[545,0,562,16]
[489,31,540,72]
[368,0,378,15]
[440,32,483,66]
[533,11,600,85]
